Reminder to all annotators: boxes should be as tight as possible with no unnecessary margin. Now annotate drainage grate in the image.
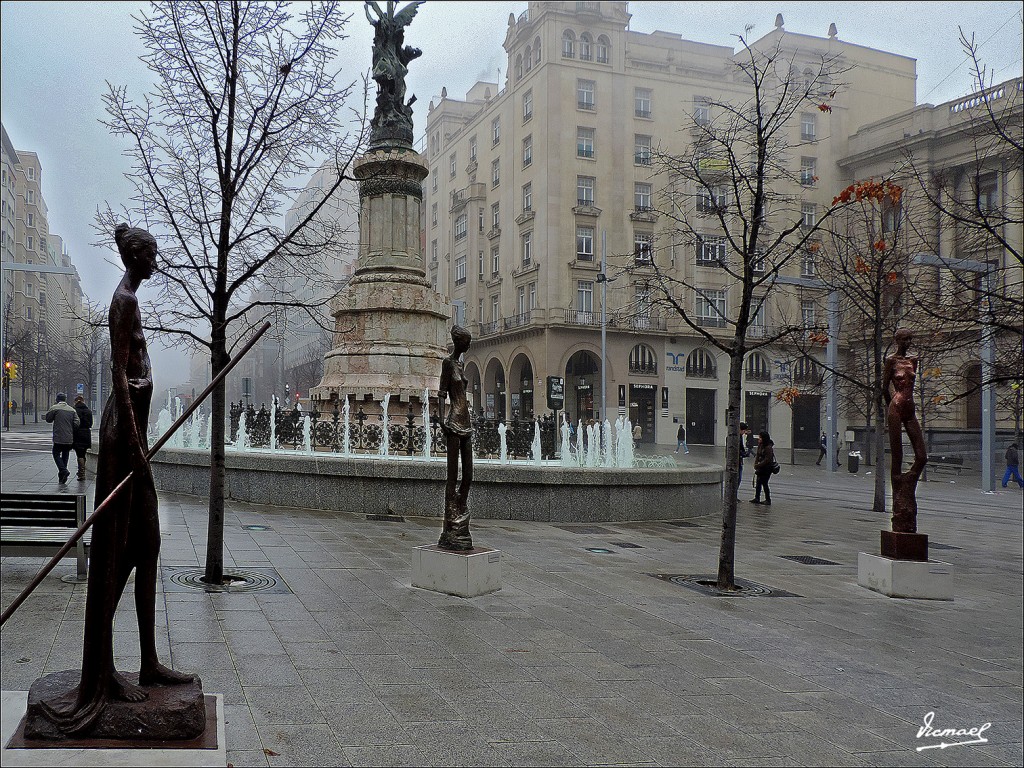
[664,521,701,528]
[800,540,833,546]
[585,547,615,554]
[609,542,643,549]
[929,543,962,551]
[366,513,405,523]
[650,573,800,598]
[162,566,292,594]
[779,555,842,566]
[555,525,616,534]
[242,525,272,531]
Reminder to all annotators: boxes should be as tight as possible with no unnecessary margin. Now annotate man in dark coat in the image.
[44,393,80,484]
[72,394,94,481]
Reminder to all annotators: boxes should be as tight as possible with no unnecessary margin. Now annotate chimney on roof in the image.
[775,13,784,30]
[828,23,838,39]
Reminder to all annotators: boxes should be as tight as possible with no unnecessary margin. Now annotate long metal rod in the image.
[0,321,271,626]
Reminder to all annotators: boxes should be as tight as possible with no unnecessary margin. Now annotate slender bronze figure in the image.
[437,325,474,551]
[883,328,928,533]
[42,224,195,735]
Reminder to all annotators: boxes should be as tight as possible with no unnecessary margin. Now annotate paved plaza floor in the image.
[2,424,1022,767]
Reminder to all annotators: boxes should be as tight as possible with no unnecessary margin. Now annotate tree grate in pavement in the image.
[366,513,405,522]
[554,525,616,534]
[649,573,801,598]
[929,543,962,551]
[162,566,292,594]
[779,555,842,566]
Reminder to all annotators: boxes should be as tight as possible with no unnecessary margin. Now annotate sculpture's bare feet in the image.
[112,673,149,702]
[139,663,196,686]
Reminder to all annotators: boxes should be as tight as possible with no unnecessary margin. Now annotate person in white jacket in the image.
[44,393,80,483]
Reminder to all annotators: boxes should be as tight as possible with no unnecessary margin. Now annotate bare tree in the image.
[645,36,846,589]
[99,1,365,584]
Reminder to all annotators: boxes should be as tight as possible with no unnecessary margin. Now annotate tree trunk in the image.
[872,390,887,515]
[203,316,229,585]
[717,347,745,590]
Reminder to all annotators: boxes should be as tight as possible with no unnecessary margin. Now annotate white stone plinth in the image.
[857,552,953,601]
[0,691,225,767]
[412,544,502,598]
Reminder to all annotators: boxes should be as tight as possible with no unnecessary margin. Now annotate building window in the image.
[515,54,523,81]
[801,249,817,277]
[696,235,727,266]
[801,300,816,327]
[534,36,542,64]
[479,207,485,232]
[576,175,595,207]
[522,135,533,167]
[492,294,500,321]
[750,300,766,333]
[431,168,438,192]
[27,167,35,180]
[751,249,766,275]
[26,212,34,227]
[801,202,817,229]
[577,280,594,312]
[455,254,467,285]
[25,282,35,297]
[596,35,609,63]
[800,156,817,186]
[562,30,575,58]
[491,158,500,187]
[431,240,438,262]
[26,236,33,250]
[694,97,711,126]
[478,251,484,279]
[492,117,501,145]
[431,202,438,227]
[977,172,998,211]
[634,134,652,165]
[801,113,817,141]
[576,226,595,261]
[634,233,653,265]
[579,32,592,61]
[26,190,35,204]
[491,246,500,275]
[687,348,718,377]
[635,183,652,211]
[529,282,537,309]
[450,153,457,178]
[517,285,527,315]
[454,213,467,241]
[523,90,533,122]
[696,290,728,328]
[795,356,820,384]
[524,46,533,73]
[469,136,477,162]
[522,183,532,212]
[521,231,532,265]
[577,127,595,158]
[634,88,651,118]
[746,352,770,381]
[697,185,727,213]
[577,79,595,110]
[491,202,500,229]
[630,343,658,375]
[26,306,33,321]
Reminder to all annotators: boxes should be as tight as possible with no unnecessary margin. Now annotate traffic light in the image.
[8,362,16,380]
[2,360,11,387]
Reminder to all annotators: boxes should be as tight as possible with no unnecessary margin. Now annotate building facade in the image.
[421,1,919,451]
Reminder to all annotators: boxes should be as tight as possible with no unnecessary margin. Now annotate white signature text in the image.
[916,711,991,752]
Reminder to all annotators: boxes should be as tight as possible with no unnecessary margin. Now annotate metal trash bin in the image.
[847,451,860,473]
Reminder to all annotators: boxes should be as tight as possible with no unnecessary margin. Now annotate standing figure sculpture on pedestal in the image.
[35,224,199,738]
[883,328,928,534]
[437,325,474,551]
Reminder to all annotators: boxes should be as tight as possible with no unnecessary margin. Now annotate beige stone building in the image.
[421,1,920,451]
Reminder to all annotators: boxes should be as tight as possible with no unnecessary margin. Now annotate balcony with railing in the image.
[562,308,599,326]
[504,311,533,331]
[479,320,502,336]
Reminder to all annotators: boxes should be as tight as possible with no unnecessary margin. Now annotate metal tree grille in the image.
[778,555,842,566]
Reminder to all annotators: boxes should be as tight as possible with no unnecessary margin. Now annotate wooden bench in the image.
[0,493,89,580]
[927,455,964,476]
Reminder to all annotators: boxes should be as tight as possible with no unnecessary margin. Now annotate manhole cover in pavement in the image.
[585,547,615,554]
[929,543,962,551]
[779,555,842,566]
[610,542,643,549]
[242,525,272,531]
[366,514,405,522]
[163,566,292,594]
[650,573,800,598]
[555,525,615,534]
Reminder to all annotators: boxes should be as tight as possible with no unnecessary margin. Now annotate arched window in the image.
[515,54,523,81]
[534,36,542,64]
[746,352,770,382]
[562,30,576,59]
[524,46,532,72]
[629,344,657,375]
[794,356,820,385]
[579,33,593,61]
[596,35,610,63]
[686,348,717,379]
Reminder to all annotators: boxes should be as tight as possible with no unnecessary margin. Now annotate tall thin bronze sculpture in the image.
[437,325,474,551]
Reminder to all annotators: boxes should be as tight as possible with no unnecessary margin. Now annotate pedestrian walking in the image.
[632,423,642,447]
[72,394,94,481]
[675,424,689,453]
[750,430,777,506]
[44,392,80,484]
[1002,443,1024,489]
[816,431,827,465]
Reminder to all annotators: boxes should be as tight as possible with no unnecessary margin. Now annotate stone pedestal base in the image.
[857,552,953,600]
[23,670,206,741]
[880,530,928,561]
[412,544,501,598]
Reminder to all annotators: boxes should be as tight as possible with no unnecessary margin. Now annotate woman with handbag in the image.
[750,430,777,506]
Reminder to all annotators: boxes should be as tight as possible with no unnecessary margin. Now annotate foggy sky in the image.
[1,1,1021,395]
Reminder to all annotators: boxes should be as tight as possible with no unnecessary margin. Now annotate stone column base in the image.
[880,530,928,561]
[412,544,501,598]
[857,552,953,600]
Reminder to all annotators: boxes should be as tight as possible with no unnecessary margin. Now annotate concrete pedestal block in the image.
[858,552,953,600]
[412,544,501,598]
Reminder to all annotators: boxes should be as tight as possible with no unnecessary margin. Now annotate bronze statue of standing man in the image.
[883,328,928,534]
[437,325,474,551]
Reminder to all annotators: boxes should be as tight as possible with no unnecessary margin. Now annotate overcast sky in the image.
[2,1,1021,393]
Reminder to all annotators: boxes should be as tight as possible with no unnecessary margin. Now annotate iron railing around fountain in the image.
[228,401,560,459]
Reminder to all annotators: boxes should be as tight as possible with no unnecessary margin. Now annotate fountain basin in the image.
[147,449,721,523]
